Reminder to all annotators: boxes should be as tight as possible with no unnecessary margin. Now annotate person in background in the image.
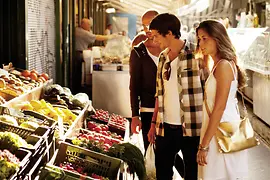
[104,24,112,35]
[121,30,131,46]
[180,25,189,40]
[129,9,161,152]
[196,20,248,180]
[73,18,117,94]
[148,13,207,180]
[188,21,200,51]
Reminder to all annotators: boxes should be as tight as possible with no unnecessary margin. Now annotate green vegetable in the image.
[71,93,89,108]
[0,115,18,126]
[107,143,146,180]
[20,121,39,130]
[0,132,30,153]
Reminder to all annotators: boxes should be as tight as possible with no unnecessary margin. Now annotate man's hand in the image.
[131,116,141,134]
[107,34,121,40]
[148,123,156,143]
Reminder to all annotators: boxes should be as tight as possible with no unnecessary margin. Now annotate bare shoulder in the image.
[214,60,234,81]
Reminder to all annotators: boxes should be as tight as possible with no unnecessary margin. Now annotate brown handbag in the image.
[204,90,260,153]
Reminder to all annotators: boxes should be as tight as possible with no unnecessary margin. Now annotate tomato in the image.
[29,72,38,81]
[22,70,31,77]
[40,73,49,80]
[31,69,39,75]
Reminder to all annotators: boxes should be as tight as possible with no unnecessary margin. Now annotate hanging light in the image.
[106,7,116,13]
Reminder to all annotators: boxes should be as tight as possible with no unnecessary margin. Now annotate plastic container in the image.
[101,64,118,71]
[8,148,32,180]
[42,142,122,180]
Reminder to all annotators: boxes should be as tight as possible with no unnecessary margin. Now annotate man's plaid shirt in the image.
[155,44,207,137]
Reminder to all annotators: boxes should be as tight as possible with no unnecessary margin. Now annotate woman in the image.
[196,20,248,179]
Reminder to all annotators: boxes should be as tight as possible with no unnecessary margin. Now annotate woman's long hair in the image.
[196,20,247,89]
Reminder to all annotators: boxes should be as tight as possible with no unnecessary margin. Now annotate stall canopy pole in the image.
[62,0,69,87]
[55,0,62,84]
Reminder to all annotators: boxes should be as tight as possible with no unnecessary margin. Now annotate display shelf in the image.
[57,101,90,142]
[4,79,53,108]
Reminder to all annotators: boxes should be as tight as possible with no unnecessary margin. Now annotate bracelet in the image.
[198,144,209,151]
[151,121,156,124]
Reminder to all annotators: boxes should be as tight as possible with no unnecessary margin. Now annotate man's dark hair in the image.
[149,13,181,39]
[107,24,112,28]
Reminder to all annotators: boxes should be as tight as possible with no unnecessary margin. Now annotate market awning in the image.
[108,0,232,26]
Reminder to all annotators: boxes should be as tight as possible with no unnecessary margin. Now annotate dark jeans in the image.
[72,51,83,94]
[155,123,200,180]
[140,112,153,152]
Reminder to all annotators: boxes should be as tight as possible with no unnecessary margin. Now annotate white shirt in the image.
[162,56,182,125]
[105,29,111,35]
[146,47,159,66]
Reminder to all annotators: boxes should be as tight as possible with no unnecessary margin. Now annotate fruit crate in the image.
[42,142,122,180]
[0,107,57,146]
[8,148,32,180]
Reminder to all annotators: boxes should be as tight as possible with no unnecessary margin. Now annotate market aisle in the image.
[248,142,270,180]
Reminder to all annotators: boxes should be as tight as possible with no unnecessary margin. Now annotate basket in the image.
[47,142,122,179]
[8,148,32,180]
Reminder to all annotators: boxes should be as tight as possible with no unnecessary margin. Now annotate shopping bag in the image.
[129,130,145,155]
[145,143,156,180]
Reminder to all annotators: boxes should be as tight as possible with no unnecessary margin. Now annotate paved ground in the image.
[248,141,270,180]
[235,96,270,180]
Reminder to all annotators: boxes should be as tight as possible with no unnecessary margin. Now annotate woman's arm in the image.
[201,60,235,147]
[197,60,235,166]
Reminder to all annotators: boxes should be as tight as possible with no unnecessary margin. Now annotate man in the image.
[104,24,112,35]
[187,21,200,51]
[131,32,147,48]
[148,13,207,180]
[74,18,117,94]
[129,10,161,151]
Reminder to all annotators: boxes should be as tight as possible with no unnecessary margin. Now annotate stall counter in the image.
[92,71,131,118]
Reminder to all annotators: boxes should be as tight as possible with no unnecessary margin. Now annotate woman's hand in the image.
[197,149,208,166]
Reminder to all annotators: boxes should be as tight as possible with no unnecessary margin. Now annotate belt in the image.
[164,123,182,129]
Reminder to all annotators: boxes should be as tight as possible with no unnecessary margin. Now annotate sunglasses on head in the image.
[163,61,172,81]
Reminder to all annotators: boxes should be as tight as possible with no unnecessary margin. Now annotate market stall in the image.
[0,64,144,180]
[228,27,270,125]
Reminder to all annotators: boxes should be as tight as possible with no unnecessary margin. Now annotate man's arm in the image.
[95,34,118,41]
[129,49,141,117]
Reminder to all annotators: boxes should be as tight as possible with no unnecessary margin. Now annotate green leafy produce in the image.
[0,115,18,126]
[0,149,20,179]
[20,121,39,130]
[71,93,89,108]
[107,143,146,180]
[0,132,31,153]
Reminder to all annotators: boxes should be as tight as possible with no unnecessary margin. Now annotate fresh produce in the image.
[44,84,88,110]
[59,162,109,180]
[0,115,18,126]
[14,99,77,125]
[40,73,49,81]
[0,132,32,153]
[71,93,89,108]
[87,121,123,140]
[72,130,122,153]
[107,143,146,180]
[108,113,127,131]
[0,149,20,179]
[44,84,64,96]
[20,121,39,130]
[90,109,110,122]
